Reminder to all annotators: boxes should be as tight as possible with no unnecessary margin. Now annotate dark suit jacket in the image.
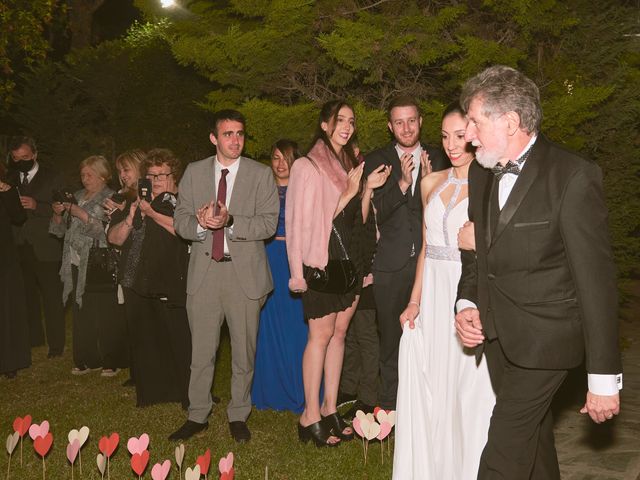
[364,143,450,272]
[458,136,621,373]
[8,162,65,262]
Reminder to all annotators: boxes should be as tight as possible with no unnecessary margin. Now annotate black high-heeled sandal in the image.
[298,421,340,447]
[321,412,354,441]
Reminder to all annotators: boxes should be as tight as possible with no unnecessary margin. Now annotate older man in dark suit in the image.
[455,65,622,479]
[362,95,450,410]
[7,136,65,357]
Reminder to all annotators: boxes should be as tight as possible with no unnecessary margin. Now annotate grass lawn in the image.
[1,324,394,480]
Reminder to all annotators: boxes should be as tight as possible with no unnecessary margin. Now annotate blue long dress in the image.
[252,185,307,413]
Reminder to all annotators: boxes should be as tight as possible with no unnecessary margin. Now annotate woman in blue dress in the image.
[252,139,308,413]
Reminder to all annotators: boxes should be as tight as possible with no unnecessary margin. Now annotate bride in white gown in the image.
[392,104,496,480]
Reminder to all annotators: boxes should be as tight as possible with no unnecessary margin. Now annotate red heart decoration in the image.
[221,467,235,480]
[98,433,119,458]
[34,432,53,457]
[131,450,150,476]
[196,448,210,475]
[12,415,32,437]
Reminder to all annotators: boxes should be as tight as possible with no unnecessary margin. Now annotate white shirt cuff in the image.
[456,299,477,313]
[588,373,623,395]
[196,224,207,240]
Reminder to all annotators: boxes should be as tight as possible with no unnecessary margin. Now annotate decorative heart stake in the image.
[12,415,31,467]
[362,420,381,441]
[219,452,234,480]
[96,453,106,479]
[127,434,150,456]
[184,464,201,480]
[130,450,150,478]
[66,439,80,464]
[150,460,171,480]
[6,432,19,455]
[68,426,90,476]
[29,421,50,441]
[67,439,80,480]
[34,432,53,457]
[5,431,19,479]
[98,433,119,458]
[377,421,392,465]
[98,433,119,480]
[196,448,211,477]
[175,443,185,478]
[352,417,364,438]
[33,432,53,480]
[220,468,235,480]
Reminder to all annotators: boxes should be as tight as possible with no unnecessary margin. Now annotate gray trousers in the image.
[186,261,262,423]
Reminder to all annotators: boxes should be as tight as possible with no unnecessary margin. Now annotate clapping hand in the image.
[366,164,391,190]
[345,162,364,198]
[0,181,11,192]
[420,150,432,178]
[399,153,415,192]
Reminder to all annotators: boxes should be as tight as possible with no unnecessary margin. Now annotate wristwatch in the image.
[226,214,234,228]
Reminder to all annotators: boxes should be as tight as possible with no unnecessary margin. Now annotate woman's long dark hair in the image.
[309,100,358,173]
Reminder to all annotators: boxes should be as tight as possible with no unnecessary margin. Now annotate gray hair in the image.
[460,65,542,134]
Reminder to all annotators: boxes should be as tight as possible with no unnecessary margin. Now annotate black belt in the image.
[215,254,232,262]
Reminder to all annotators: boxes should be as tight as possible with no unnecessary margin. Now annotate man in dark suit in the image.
[455,65,622,479]
[170,110,279,442]
[7,137,66,357]
[363,95,450,409]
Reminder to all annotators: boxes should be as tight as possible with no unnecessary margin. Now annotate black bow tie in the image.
[491,161,521,180]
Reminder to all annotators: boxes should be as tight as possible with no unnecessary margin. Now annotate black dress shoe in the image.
[229,421,251,443]
[168,420,208,441]
[344,400,375,420]
[3,371,17,379]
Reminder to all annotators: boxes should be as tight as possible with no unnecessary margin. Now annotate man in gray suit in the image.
[169,110,279,442]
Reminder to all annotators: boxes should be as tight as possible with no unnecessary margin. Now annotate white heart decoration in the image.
[355,410,368,422]
[175,443,185,467]
[375,410,388,424]
[362,420,381,440]
[185,464,201,480]
[385,410,397,427]
[96,453,107,475]
[365,412,376,424]
[77,426,90,446]
[6,432,19,454]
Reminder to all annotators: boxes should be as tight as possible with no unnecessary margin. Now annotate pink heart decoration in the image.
[196,448,211,475]
[34,432,53,457]
[13,415,32,437]
[151,460,171,480]
[352,417,364,438]
[221,468,235,480]
[131,450,150,476]
[67,439,80,464]
[28,420,49,440]
[127,433,149,455]
[377,421,392,441]
[98,432,119,458]
[373,406,382,417]
[218,451,234,474]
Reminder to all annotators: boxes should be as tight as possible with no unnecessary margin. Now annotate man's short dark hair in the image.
[386,95,422,120]
[8,136,37,153]
[209,109,246,137]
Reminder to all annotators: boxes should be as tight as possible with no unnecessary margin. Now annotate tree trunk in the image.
[68,0,105,49]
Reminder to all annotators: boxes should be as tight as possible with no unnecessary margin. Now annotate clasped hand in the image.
[454,307,485,347]
[197,200,228,230]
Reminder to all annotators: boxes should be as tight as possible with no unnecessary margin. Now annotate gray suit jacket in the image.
[174,155,279,300]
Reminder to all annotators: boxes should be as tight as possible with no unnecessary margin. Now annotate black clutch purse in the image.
[304,225,357,294]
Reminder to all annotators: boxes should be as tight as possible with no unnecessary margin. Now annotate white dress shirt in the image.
[196,156,240,255]
[457,136,621,395]
[395,144,422,195]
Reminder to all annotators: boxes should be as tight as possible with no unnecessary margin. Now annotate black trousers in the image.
[478,338,567,480]
[71,267,127,369]
[373,257,416,410]
[18,244,65,353]
[126,289,191,407]
[340,307,379,406]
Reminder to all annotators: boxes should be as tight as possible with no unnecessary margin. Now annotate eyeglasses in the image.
[146,172,173,181]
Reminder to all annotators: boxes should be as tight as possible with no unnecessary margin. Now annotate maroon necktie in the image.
[211,168,229,261]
